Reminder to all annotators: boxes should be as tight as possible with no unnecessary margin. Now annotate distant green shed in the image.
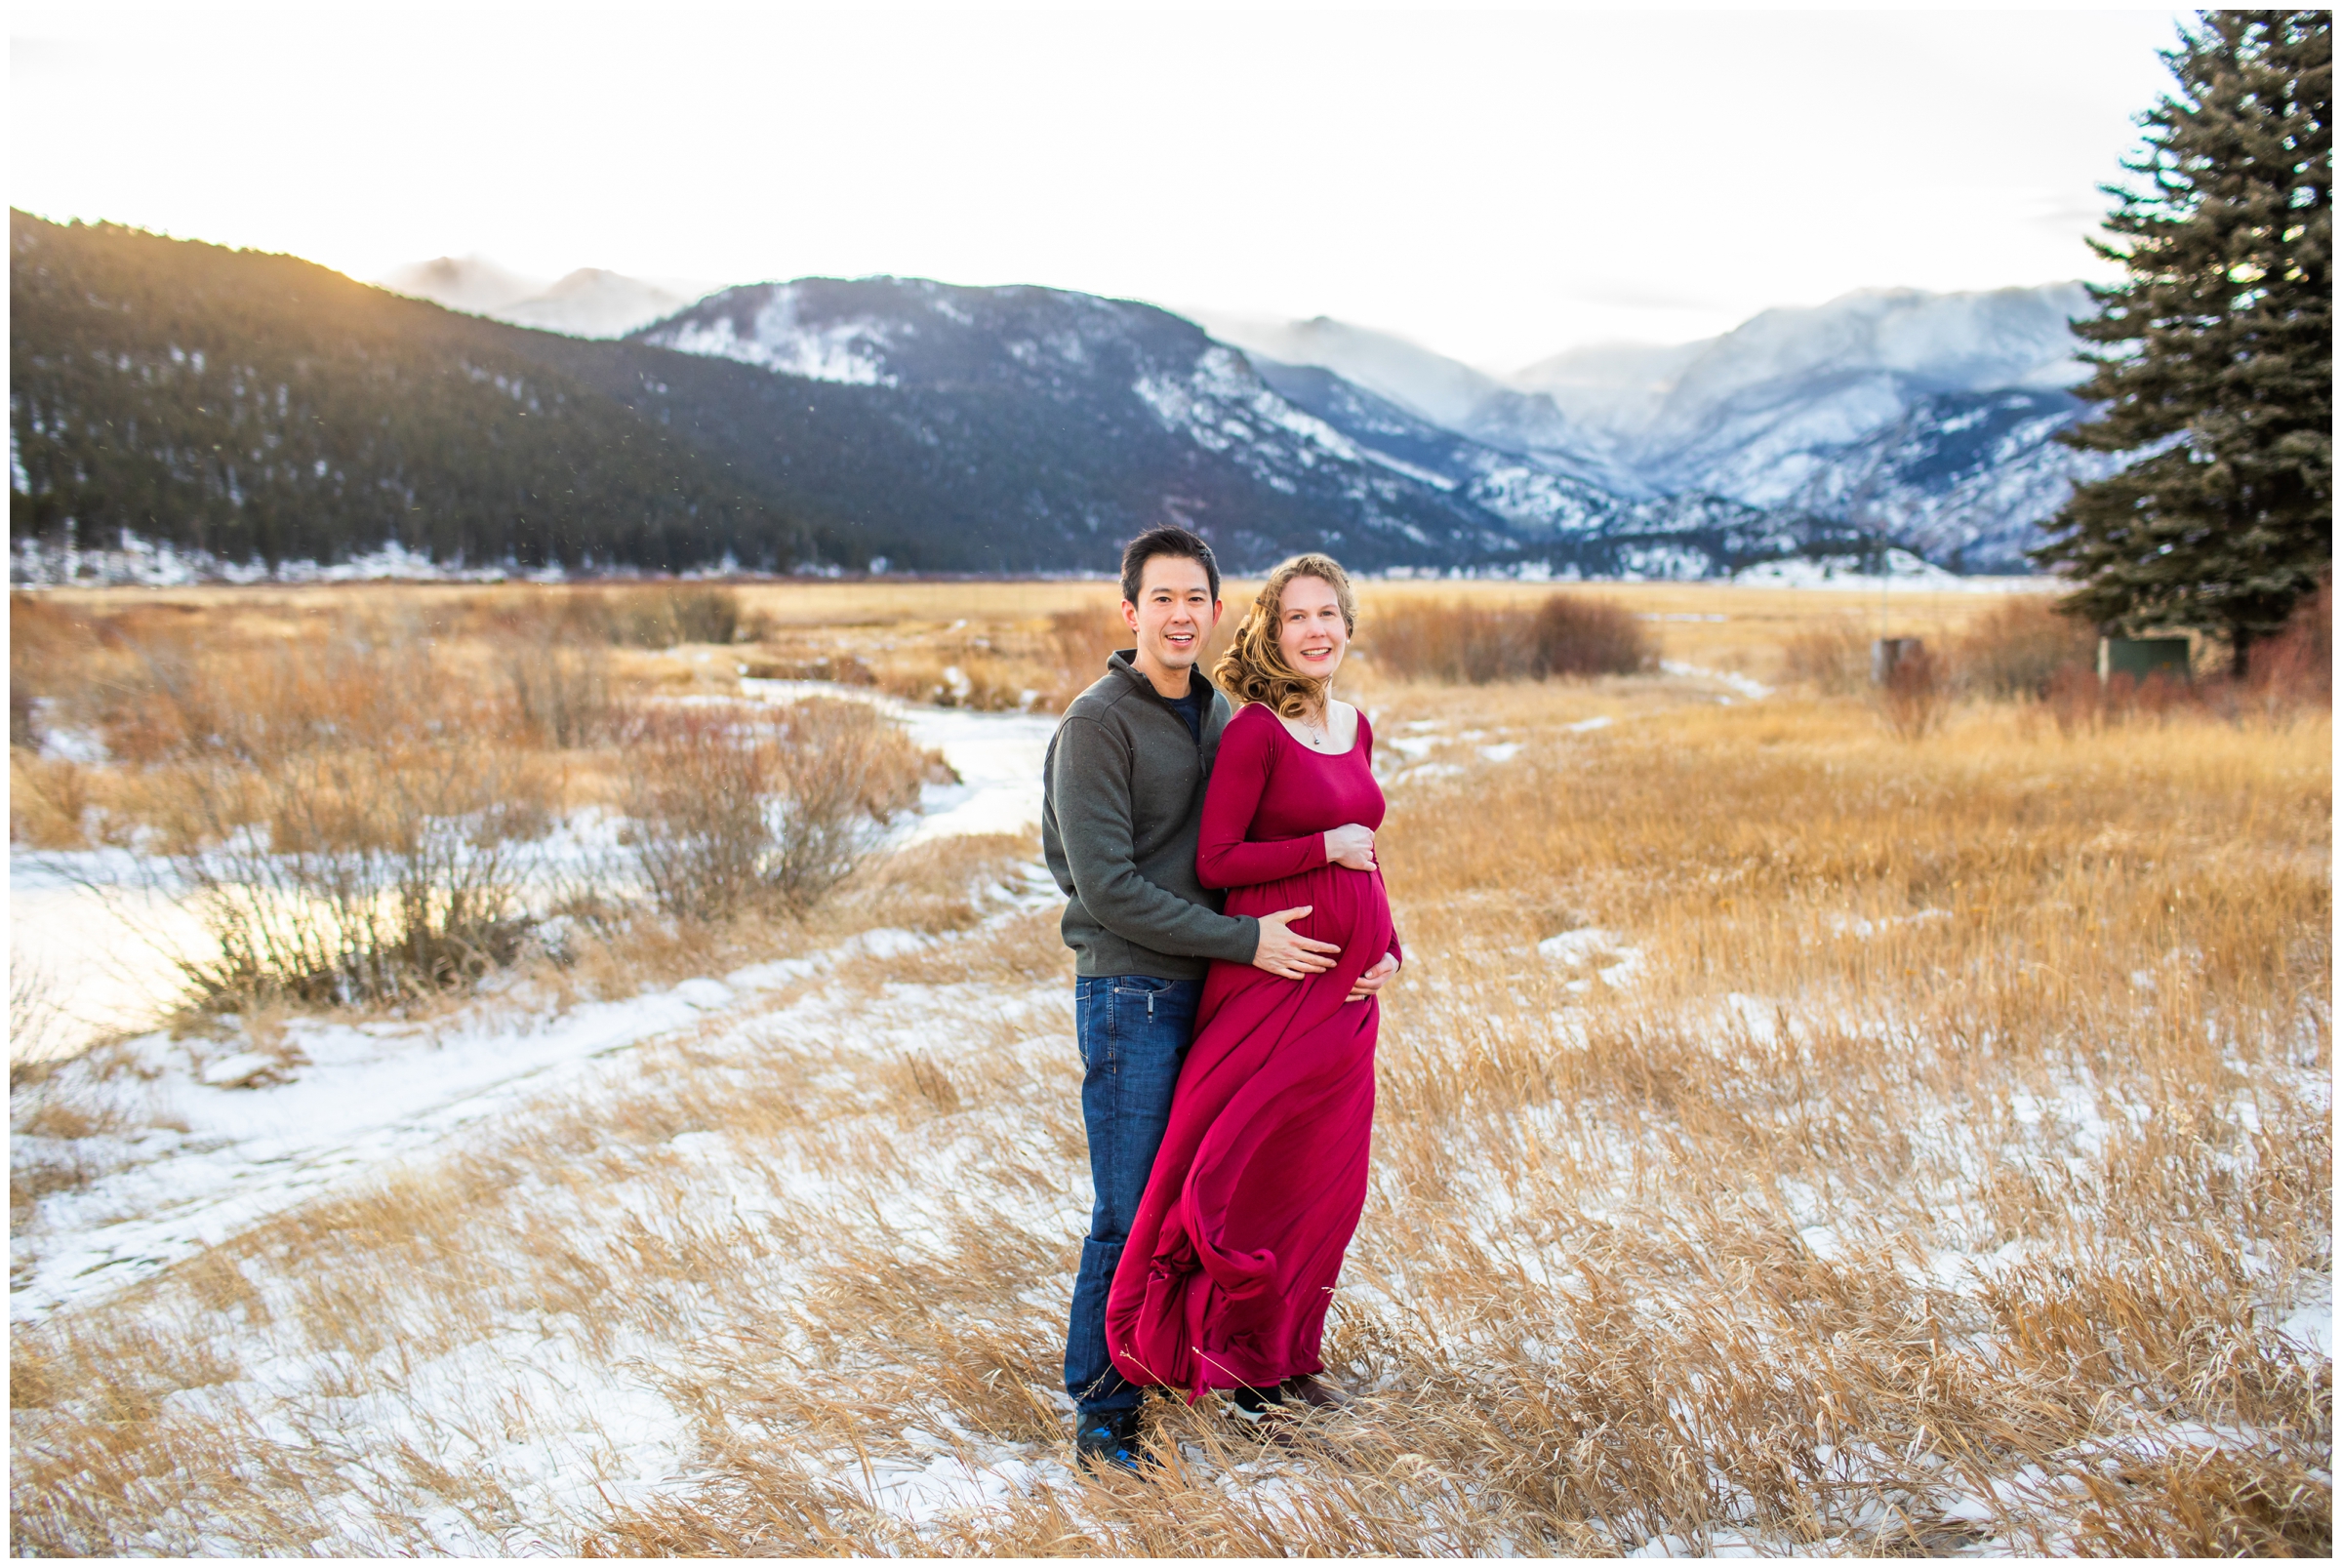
[2097,636,2193,683]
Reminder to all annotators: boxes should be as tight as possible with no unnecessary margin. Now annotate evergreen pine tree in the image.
[2035,10,2331,674]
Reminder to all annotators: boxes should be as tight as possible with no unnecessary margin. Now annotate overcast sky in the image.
[12,2,2189,370]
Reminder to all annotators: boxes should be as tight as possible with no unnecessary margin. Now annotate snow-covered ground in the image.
[1728,551,2002,590]
[17,914,1090,1551]
[8,919,1004,1324]
[12,677,2327,1557]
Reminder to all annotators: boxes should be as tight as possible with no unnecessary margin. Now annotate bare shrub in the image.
[1779,623,1870,694]
[9,591,87,749]
[620,699,931,920]
[1364,593,1652,684]
[10,752,97,849]
[597,583,742,648]
[1529,593,1657,677]
[621,706,778,922]
[2044,666,2220,737]
[880,654,1031,711]
[165,740,543,1007]
[61,619,435,769]
[1040,605,1129,709]
[1364,598,1534,683]
[10,652,44,749]
[468,584,638,647]
[2043,663,2106,736]
[1876,646,1951,740]
[2247,579,2331,708]
[494,635,612,749]
[1954,597,2096,699]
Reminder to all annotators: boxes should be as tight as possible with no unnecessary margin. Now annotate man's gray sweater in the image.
[1041,652,1261,979]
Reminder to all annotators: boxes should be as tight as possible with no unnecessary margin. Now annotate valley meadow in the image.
[9,578,2330,1556]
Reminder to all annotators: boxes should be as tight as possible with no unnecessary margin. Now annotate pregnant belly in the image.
[1224,864,1393,959]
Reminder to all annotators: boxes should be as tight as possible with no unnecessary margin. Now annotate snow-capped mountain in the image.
[373,260,2108,572]
[1191,310,1642,495]
[1613,285,2092,492]
[625,277,1537,572]
[1189,310,1514,431]
[1511,339,1717,444]
[380,259,707,340]
[622,278,1882,580]
[1242,356,1622,538]
[1228,284,2106,571]
[1606,285,2101,571]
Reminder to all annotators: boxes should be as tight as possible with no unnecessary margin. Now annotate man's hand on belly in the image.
[1253,905,1341,980]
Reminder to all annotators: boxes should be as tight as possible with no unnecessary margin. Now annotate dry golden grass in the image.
[19,576,2038,724]
[10,592,2327,1556]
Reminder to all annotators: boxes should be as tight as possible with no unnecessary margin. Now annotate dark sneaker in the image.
[1282,1374,1353,1411]
[1074,1408,1151,1473]
[1227,1384,1304,1445]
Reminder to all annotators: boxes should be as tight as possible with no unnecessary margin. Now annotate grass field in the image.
[20,574,2039,690]
[9,579,2330,1555]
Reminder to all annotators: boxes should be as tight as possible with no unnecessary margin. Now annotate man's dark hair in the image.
[1119,526,1221,607]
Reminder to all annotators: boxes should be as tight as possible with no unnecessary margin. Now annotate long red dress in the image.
[1103,701,1398,1399]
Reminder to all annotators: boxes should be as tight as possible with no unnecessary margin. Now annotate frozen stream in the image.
[738,678,1058,845]
[10,690,1059,1322]
[7,690,1057,1065]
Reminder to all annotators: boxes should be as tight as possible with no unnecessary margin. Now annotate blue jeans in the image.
[1064,972,1199,1416]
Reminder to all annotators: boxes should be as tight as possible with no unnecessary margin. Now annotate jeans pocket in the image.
[1076,978,1113,1071]
[1113,975,1180,1025]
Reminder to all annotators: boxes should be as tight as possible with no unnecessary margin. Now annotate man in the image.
[1041,526,1343,1472]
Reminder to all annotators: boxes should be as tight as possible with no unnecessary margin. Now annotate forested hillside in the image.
[9,213,826,572]
[11,218,1533,577]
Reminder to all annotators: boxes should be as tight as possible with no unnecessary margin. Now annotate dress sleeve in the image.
[1361,712,1403,966]
[1196,709,1330,890]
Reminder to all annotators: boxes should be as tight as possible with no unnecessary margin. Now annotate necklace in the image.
[1296,704,1334,749]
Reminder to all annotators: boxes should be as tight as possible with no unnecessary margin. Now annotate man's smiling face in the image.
[1122,555,1220,689]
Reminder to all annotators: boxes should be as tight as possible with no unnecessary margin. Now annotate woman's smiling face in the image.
[1276,573,1349,687]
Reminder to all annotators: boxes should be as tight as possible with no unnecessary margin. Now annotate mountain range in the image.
[1198,284,2121,572]
[11,213,2119,583]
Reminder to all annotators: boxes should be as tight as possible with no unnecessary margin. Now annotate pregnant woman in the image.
[1103,551,1401,1433]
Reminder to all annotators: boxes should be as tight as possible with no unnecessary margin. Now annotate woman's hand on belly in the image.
[1345,951,1400,1004]
[1324,824,1377,872]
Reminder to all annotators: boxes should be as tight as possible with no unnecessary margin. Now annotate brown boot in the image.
[1281,1374,1354,1411]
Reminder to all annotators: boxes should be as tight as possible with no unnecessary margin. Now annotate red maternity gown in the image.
[1103,701,1398,1399]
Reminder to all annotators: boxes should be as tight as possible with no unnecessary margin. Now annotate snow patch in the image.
[1659,661,1773,700]
[645,285,899,386]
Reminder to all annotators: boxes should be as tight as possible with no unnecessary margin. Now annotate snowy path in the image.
[9,924,978,1322]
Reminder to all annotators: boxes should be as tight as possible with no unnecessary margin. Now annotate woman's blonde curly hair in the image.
[1212,552,1358,719]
